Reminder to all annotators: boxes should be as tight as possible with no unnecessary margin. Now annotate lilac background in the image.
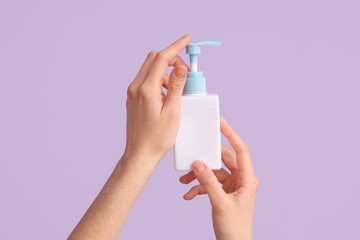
[1,0,360,239]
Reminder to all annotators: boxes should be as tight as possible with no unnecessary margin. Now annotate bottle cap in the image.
[184,41,221,94]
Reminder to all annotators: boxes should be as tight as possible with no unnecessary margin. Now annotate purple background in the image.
[1,0,359,239]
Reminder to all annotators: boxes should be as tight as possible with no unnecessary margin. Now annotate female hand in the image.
[124,34,190,165]
[180,117,259,240]
[69,35,191,240]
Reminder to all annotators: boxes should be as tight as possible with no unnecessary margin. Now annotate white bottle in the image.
[174,41,222,171]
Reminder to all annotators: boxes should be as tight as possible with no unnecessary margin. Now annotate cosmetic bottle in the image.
[174,41,221,171]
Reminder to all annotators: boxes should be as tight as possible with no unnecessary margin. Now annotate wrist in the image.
[121,148,163,172]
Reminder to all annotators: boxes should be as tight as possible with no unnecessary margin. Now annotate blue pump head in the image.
[184,41,221,94]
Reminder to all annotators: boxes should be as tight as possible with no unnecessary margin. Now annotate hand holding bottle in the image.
[124,34,190,166]
[69,35,190,240]
[180,117,259,240]
[69,35,258,240]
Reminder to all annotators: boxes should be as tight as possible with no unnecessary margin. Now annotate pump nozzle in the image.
[183,41,221,94]
[186,41,221,72]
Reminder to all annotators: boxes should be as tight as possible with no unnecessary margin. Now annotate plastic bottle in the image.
[174,41,221,171]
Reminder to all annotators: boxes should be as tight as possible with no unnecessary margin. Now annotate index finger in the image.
[220,117,255,177]
[145,34,190,88]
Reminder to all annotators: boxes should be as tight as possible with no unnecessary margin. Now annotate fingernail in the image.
[181,33,188,39]
[175,68,186,78]
[193,161,205,174]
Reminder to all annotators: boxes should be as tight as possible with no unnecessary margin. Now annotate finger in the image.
[161,65,187,115]
[192,160,227,206]
[220,117,255,177]
[179,168,230,184]
[221,145,238,173]
[179,171,195,184]
[162,56,188,90]
[145,34,190,87]
[162,73,169,89]
[169,55,189,70]
[214,168,230,183]
[131,51,157,89]
[183,185,206,200]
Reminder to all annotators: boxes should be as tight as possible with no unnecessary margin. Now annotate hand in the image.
[180,117,259,240]
[69,35,191,240]
[124,34,190,165]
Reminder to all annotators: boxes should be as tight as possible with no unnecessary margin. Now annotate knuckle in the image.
[138,86,150,98]
[155,51,167,62]
[170,80,184,93]
[244,176,260,194]
[147,51,157,60]
[127,84,136,98]
[222,146,233,156]
[224,145,233,152]
[241,141,250,153]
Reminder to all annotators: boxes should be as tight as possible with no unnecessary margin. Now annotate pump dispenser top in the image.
[183,41,221,94]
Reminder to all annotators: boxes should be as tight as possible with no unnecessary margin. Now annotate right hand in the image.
[179,117,259,240]
[124,34,190,165]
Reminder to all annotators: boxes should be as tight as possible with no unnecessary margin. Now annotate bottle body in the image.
[174,93,221,171]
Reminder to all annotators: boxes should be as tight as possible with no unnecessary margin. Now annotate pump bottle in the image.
[174,41,221,171]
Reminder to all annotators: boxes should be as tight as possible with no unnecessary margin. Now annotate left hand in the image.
[124,34,190,165]
[179,117,259,240]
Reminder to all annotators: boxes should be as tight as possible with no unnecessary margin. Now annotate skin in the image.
[68,34,258,240]
[180,118,259,240]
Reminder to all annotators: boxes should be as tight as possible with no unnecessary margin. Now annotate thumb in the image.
[193,160,226,206]
[162,65,187,115]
